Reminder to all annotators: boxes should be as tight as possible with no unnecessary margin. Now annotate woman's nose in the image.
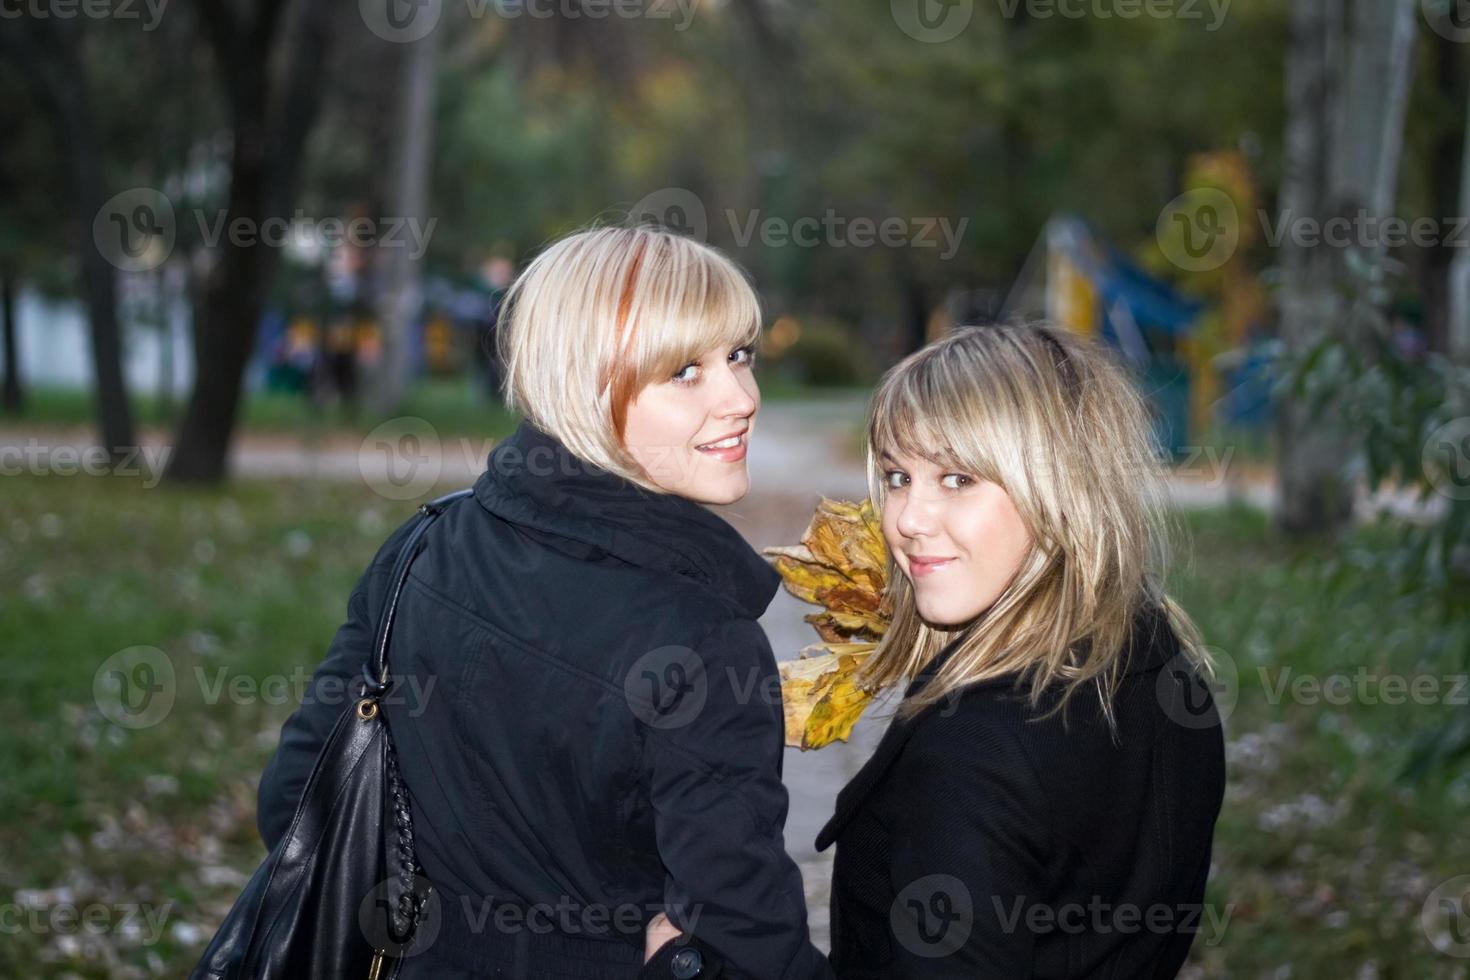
[713,361,758,418]
[894,492,938,538]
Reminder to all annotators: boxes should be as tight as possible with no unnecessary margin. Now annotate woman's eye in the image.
[940,473,973,490]
[730,345,756,366]
[672,363,700,384]
[883,470,909,489]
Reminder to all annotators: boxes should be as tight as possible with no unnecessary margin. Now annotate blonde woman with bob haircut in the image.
[257,226,834,980]
[815,322,1226,979]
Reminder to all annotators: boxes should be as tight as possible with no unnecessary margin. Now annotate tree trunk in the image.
[1421,31,1467,356]
[1,20,135,454]
[1451,84,1470,363]
[166,0,333,483]
[373,26,441,415]
[1275,0,1415,535]
[1,269,20,414]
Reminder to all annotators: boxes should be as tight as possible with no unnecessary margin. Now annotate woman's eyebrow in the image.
[879,451,898,465]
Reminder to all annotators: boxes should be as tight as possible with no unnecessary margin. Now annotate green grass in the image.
[3,479,1469,975]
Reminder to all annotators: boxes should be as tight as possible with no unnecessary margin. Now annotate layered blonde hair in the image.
[495,225,762,492]
[860,321,1210,730]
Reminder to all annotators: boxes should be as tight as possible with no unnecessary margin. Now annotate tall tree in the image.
[1274,0,1417,534]
[373,26,442,415]
[166,0,334,483]
[0,17,134,452]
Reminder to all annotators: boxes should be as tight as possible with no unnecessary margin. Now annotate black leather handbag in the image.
[190,489,471,980]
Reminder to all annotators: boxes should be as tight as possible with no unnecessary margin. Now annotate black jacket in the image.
[257,420,833,980]
[817,604,1226,979]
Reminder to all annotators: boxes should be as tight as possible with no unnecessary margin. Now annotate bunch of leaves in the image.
[1281,291,1470,777]
[763,498,892,749]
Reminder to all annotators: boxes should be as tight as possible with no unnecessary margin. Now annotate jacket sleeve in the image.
[884,713,1051,978]
[637,616,834,980]
[255,520,413,851]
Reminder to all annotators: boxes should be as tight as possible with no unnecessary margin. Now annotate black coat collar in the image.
[815,603,1179,851]
[473,419,781,621]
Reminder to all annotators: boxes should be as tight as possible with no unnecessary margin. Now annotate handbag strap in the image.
[365,487,473,694]
[362,487,472,955]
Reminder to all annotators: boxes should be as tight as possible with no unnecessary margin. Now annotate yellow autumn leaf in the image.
[777,646,877,749]
[763,498,891,749]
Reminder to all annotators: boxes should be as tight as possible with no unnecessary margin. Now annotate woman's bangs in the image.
[871,362,1001,483]
[634,252,762,383]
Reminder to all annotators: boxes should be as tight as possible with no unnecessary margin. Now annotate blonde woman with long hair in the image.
[257,227,833,979]
[816,322,1226,978]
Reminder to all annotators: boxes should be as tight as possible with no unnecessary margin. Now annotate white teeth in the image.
[699,436,741,450]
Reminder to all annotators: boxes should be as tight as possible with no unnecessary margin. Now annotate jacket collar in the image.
[473,419,781,621]
[815,602,1179,851]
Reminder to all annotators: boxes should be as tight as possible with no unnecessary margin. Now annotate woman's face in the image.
[879,448,1032,627]
[622,342,759,504]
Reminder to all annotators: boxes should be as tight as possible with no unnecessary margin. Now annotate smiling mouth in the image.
[696,435,743,451]
[908,556,956,577]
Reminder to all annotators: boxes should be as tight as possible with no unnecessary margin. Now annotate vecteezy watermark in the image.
[1156,188,1241,273]
[992,896,1233,945]
[360,417,445,501]
[1156,646,1238,729]
[358,0,698,42]
[93,646,176,730]
[195,664,437,716]
[359,875,442,960]
[1423,417,1470,501]
[993,0,1229,29]
[1257,666,1470,707]
[93,188,436,272]
[464,895,702,939]
[1423,0,1470,43]
[1259,210,1470,252]
[891,0,975,42]
[358,417,786,502]
[631,188,969,260]
[892,0,1227,42]
[1423,875,1470,958]
[93,646,438,730]
[0,0,168,30]
[624,646,709,730]
[890,874,974,958]
[0,898,174,946]
[1156,188,1470,273]
[0,439,170,488]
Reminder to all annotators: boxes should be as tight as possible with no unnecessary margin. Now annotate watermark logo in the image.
[93,645,176,729]
[94,188,176,273]
[0,0,169,30]
[628,188,968,259]
[360,417,443,501]
[890,874,974,958]
[624,645,708,730]
[1423,417,1470,501]
[892,0,974,42]
[360,0,443,41]
[0,896,174,945]
[1424,0,1470,42]
[1157,645,1237,729]
[1156,188,1239,273]
[630,187,710,243]
[1423,874,1470,958]
[359,874,442,958]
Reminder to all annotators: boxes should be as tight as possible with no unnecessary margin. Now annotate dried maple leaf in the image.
[763,499,892,749]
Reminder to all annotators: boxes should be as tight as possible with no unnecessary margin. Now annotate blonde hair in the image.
[496,225,762,492]
[860,321,1210,730]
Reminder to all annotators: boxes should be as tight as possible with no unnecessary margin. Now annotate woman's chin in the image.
[688,471,750,506]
